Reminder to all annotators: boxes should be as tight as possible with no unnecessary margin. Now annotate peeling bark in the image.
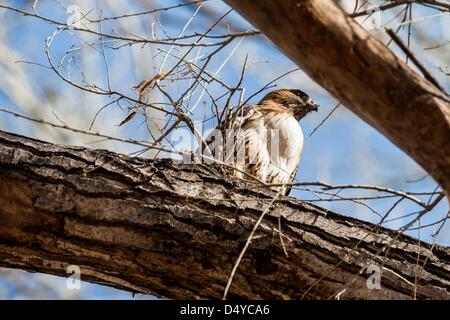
[225,0,450,195]
[0,130,448,299]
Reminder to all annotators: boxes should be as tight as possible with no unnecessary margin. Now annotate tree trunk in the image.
[0,130,448,299]
[225,0,450,195]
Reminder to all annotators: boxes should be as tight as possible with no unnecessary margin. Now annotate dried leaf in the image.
[132,73,166,98]
[117,111,137,127]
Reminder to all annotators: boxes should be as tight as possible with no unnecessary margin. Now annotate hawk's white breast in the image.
[263,112,304,185]
[232,107,304,192]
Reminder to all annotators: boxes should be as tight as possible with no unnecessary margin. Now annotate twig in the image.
[223,191,282,299]
[386,28,447,94]
[309,103,340,137]
[350,0,450,18]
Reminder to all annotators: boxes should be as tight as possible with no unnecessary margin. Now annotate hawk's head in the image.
[260,88,319,120]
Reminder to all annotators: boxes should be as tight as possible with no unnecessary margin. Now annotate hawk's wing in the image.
[202,104,262,171]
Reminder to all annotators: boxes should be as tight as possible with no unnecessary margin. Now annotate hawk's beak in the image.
[312,103,319,112]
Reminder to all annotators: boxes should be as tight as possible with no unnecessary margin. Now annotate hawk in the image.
[201,88,319,195]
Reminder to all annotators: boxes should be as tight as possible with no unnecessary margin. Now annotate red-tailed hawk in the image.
[202,88,318,195]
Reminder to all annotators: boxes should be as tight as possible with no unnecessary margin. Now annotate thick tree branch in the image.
[0,130,449,299]
[225,0,450,195]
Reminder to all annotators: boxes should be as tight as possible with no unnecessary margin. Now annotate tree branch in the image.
[0,130,448,299]
[224,0,450,196]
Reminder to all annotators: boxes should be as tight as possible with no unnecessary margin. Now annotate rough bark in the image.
[225,0,450,195]
[0,130,449,299]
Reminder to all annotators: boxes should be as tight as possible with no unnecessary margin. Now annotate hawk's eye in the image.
[292,89,308,100]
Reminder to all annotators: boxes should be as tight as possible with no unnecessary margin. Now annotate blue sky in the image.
[0,0,448,299]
